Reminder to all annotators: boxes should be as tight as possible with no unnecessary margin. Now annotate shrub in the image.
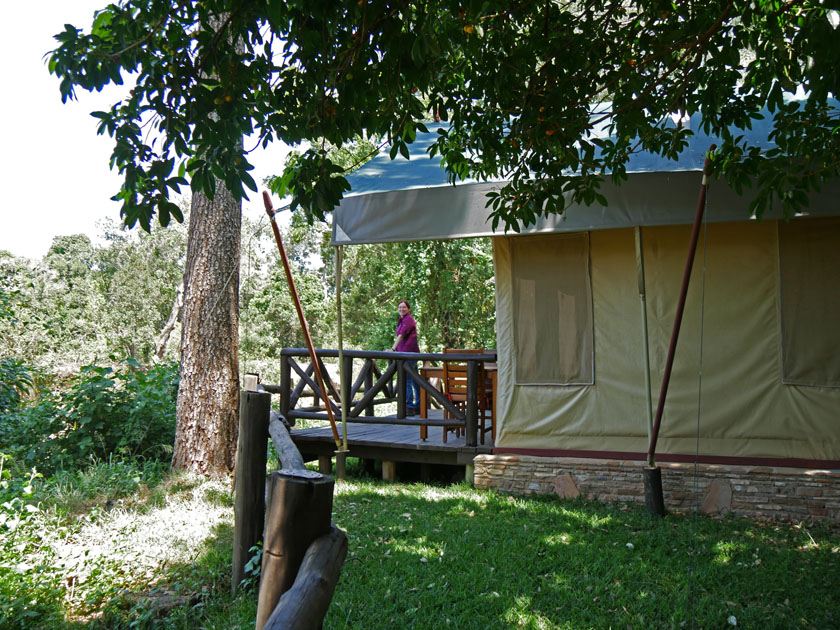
[53,360,179,466]
[0,359,32,414]
[0,360,179,476]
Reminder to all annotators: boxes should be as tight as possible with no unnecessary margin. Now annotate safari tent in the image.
[331,118,840,520]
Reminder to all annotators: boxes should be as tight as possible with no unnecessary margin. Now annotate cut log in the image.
[263,525,348,630]
[255,471,334,629]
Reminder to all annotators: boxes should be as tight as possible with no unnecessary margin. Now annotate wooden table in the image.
[419,363,497,441]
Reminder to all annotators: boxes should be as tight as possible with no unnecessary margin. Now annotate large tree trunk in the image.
[172,184,241,476]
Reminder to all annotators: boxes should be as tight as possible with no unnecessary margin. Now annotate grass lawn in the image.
[3,458,838,629]
[329,477,839,629]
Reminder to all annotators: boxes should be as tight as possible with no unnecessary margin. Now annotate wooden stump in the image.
[255,471,335,630]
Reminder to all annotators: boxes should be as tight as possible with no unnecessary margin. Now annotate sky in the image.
[1,1,293,261]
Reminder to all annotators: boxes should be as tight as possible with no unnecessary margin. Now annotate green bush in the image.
[0,361,179,476]
[54,360,179,465]
[0,394,62,473]
[0,358,32,414]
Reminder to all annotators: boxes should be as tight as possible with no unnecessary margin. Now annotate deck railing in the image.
[263,348,497,447]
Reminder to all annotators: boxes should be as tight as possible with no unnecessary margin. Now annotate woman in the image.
[391,299,421,415]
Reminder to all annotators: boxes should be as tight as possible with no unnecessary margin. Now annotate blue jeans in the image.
[405,360,420,409]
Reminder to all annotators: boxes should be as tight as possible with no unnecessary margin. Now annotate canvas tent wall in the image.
[493,217,840,465]
[332,116,840,467]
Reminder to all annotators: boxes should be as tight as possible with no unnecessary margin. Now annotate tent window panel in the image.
[779,217,840,387]
[511,234,594,385]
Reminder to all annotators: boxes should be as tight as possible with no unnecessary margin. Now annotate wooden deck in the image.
[290,409,494,468]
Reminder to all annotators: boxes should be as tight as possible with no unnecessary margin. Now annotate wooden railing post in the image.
[232,389,271,594]
[364,360,375,417]
[465,360,479,447]
[279,353,291,419]
[396,358,406,418]
[342,355,353,415]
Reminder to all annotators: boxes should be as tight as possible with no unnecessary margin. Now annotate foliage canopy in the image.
[50,1,840,231]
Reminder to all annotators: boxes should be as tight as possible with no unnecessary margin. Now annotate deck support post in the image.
[465,463,475,485]
[382,460,397,481]
[318,455,332,475]
[232,390,271,595]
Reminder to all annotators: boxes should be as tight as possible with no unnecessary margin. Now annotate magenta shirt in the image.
[395,314,420,353]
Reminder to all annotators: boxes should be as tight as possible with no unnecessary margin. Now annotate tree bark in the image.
[172,184,241,476]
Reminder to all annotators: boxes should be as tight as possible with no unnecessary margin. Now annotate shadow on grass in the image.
[10,467,255,630]
[326,481,840,630]
[79,520,258,630]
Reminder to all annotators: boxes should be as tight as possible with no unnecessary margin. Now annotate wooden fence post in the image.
[255,471,335,630]
[231,390,271,594]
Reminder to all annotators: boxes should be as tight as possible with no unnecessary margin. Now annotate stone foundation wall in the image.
[473,454,840,523]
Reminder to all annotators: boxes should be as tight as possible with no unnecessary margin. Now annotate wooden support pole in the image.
[465,360,479,447]
[318,455,333,475]
[263,525,348,630]
[382,460,397,482]
[232,390,271,595]
[335,450,347,482]
[396,359,406,418]
[256,471,335,630]
[465,463,475,485]
[364,363,375,417]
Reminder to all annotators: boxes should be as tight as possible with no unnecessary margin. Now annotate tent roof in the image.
[332,114,840,245]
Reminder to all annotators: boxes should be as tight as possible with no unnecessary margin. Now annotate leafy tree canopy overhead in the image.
[49,0,840,232]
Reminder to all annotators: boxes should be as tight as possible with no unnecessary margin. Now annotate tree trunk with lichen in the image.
[172,183,241,476]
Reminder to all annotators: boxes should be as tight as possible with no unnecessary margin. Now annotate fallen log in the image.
[263,525,348,630]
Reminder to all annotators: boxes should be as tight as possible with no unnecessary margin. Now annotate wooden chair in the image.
[442,349,493,444]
